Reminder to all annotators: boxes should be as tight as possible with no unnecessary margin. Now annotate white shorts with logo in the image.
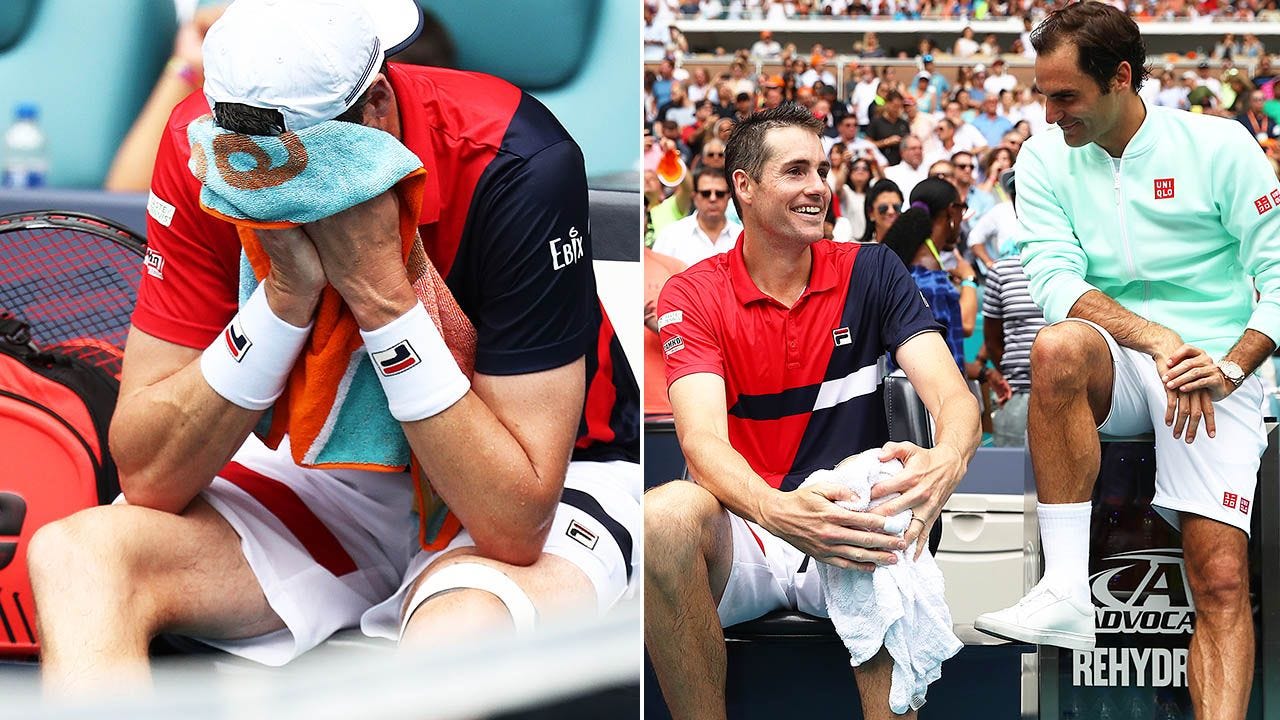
[192,435,640,666]
[1065,318,1266,535]
[717,510,829,628]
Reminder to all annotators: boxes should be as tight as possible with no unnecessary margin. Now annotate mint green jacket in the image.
[1016,105,1280,358]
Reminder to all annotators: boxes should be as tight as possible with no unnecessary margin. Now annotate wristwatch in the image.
[1216,359,1247,388]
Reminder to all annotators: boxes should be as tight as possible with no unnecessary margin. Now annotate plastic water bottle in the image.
[2,103,48,189]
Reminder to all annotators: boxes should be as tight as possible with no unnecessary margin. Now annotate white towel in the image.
[801,449,963,715]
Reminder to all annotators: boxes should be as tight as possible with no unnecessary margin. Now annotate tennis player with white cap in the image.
[28,0,639,693]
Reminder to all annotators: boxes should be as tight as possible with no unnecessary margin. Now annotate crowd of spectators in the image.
[646,0,1280,28]
[643,12,1280,440]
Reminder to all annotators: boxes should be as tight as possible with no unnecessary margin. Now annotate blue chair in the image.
[0,0,175,188]
[418,0,638,180]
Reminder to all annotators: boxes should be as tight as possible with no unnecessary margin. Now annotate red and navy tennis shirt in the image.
[136,63,637,465]
[658,239,940,491]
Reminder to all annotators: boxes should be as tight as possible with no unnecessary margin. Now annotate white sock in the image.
[1037,501,1092,604]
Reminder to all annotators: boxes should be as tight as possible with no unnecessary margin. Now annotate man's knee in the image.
[644,481,724,559]
[1030,323,1108,392]
[28,507,147,608]
[1187,554,1250,615]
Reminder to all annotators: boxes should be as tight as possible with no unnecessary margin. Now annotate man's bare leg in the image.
[1026,322,1114,504]
[852,647,916,720]
[399,548,598,646]
[28,499,283,696]
[1182,514,1253,720]
[643,481,734,720]
[975,322,1113,647]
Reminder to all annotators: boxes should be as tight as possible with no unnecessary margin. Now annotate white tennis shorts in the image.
[1065,318,1267,535]
[193,435,639,666]
[717,511,829,628]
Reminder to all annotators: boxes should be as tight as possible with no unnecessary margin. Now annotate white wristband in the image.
[360,302,470,422]
[199,283,311,411]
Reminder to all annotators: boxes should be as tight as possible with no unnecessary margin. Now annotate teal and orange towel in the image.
[188,115,474,549]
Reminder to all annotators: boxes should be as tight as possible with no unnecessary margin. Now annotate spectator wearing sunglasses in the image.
[829,151,878,242]
[860,178,904,243]
[651,166,743,267]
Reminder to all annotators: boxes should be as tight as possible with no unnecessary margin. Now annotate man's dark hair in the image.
[1031,2,1148,95]
[882,177,957,266]
[213,64,384,135]
[882,89,903,104]
[692,165,727,192]
[724,103,824,217]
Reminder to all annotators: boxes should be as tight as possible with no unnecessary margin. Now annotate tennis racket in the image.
[0,210,147,377]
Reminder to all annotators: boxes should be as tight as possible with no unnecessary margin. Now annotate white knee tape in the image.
[400,563,538,639]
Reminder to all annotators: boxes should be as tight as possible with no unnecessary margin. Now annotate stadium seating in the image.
[419,0,638,180]
[0,0,175,188]
[0,0,637,189]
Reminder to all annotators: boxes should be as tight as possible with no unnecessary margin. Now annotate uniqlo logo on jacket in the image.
[1153,178,1174,200]
[1256,195,1274,215]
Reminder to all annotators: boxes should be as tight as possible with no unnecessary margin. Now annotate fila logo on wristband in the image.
[224,319,252,362]
[372,341,421,376]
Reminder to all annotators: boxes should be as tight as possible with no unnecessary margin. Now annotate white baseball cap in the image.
[203,0,424,131]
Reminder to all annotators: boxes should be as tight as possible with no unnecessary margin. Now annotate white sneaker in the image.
[974,582,1096,650]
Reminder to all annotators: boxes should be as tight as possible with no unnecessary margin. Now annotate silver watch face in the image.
[1219,360,1246,385]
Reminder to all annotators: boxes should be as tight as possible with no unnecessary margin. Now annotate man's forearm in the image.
[1224,329,1278,376]
[112,361,263,514]
[929,387,981,471]
[1068,289,1178,355]
[400,396,565,566]
[679,427,777,527]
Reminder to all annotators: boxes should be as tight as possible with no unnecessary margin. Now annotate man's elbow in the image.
[111,437,192,514]
[115,470,188,515]
[467,482,561,567]
[470,522,554,567]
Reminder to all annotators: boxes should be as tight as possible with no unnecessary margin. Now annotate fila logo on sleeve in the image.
[224,318,252,361]
[832,327,852,346]
[372,341,421,376]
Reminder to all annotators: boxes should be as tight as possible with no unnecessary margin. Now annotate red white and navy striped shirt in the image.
[135,63,637,466]
[658,240,939,490]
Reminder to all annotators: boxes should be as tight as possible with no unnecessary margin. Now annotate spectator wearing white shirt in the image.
[1019,16,1037,59]
[953,26,980,58]
[943,100,990,154]
[1196,59,1223,97]
[851,64,881,131]
[1157,71,1195,110]
[1011,88,1048,135]
[750,29,781,57]
[799,57,836,88]
[884,135,929,203]
[822,114,888,166]
[651,167,742,266]
[983,58,1018,97]
[924,118,963,168]
[1138,66,1166,109]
